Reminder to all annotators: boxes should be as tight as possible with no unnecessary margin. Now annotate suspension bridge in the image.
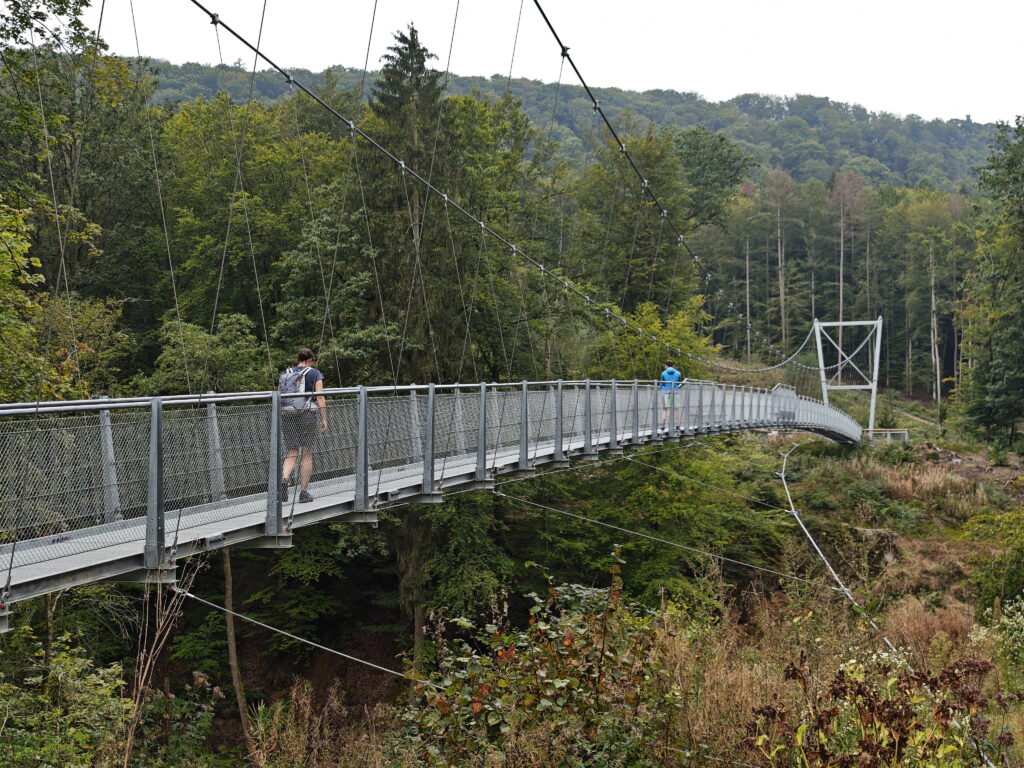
[0,2,874,632]
[0,379,859,628]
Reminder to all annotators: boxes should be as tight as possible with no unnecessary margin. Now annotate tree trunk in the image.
[764,236,771,340]
[865,230,871,317]
[412,600,425,692]
[929,241,941,417]
[776,202,787,349]
[745,237,751,361]
[838,204,845,375]
[223,549,254,757]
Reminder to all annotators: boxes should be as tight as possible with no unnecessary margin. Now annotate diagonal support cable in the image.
[174,587,441,689]
[184,0,819,378]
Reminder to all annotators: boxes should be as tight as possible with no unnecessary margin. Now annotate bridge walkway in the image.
[0,379,861,627]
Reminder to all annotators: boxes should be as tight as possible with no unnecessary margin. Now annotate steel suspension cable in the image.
[174,587,441,689]
[183,1,771,383]
[28,27,83,388]
[1,10,107,599]
[774,441,998,768]
[130,0,192,393]
[492,490,835,591]
[530,0,822,372]
[204,3,271,391]
[529,0,725,298]
[290,92,344,385]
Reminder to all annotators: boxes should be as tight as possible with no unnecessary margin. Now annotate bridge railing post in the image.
[631,380,639,445]
[354,387,370,511]
[519,381,530,472]
[422,384,436,495]
[668,381,677,440]
[144,398,164,569]
[98,396,121,523]
[453,389,467,455]
[694,383,703,432]
[708,383,717,432]
[476,383,489,482]
[584,379,595,458]
[554,380,565,463]
[265,392,283,536]
[609,380,622,454]
[682,381,691,436]
[409,389,423,463]
[206,394,226,502]
[730,384,737,429]
[650,380,660,443]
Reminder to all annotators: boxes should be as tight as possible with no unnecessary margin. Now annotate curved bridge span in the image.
[0,380,859,625]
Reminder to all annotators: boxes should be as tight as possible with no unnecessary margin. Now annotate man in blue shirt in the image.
[659,359,682,432]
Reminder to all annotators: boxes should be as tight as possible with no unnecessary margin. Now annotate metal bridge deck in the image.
[0,379,861,623]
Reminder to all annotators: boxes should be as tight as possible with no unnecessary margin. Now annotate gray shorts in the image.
[282,409,319,451]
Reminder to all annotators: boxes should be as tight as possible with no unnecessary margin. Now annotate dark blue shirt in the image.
[297,366,324,392]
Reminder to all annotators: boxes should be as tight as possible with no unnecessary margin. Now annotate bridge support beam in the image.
[473,383,496,486]
[582,380,598,461]
[516,381,534,475]
[649,381,662,445]
[265,392,284,536]
[630,380,640,446]
[418,384,443,502]
[105,565,177,586]
[206,395,226,503]
[354,387,371,512]
[144,398,165,570]
[608,381,622,455]
[552,381,568,466]
[98,397,122,523]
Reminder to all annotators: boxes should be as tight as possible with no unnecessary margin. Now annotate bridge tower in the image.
[812,317,883,431]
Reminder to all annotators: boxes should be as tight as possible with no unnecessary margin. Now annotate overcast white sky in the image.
[83,0,1021,124]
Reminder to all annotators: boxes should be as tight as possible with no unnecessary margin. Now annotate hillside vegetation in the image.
[153,60,993,190]
[1,2,1023,766]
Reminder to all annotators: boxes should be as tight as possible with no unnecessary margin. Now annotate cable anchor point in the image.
[209,13,219,25]
[560,45,569,58]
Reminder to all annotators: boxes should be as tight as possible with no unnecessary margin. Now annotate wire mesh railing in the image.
[0,379,860,605]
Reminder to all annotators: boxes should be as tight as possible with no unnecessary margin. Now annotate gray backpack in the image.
[278,367,314,417]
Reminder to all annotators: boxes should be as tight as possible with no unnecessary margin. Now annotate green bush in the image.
[0,628,128,767]
[396,567,684,767]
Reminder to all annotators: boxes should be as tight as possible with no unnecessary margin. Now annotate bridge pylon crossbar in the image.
[0,379,860,622]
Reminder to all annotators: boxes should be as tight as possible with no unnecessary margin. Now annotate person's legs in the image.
[298,447,313,491]
[282,448,299,482]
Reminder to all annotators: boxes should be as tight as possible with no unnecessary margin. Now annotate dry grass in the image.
[883,595,975,672]
[659,588,859,758]
[249,681,398,768]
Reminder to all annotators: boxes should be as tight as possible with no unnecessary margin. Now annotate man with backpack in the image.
[278,348,326,503]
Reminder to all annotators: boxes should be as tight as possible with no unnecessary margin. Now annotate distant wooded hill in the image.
[149,60,994,190]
